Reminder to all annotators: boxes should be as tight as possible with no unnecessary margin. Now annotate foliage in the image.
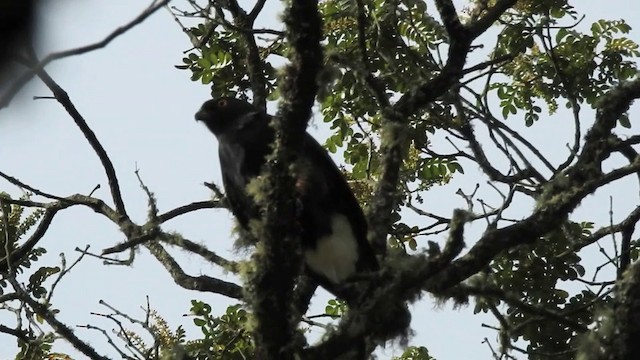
[492,15,639,124]
[393,346,436,360]
[176,23,281,100]
[1,195,64,359]
[0,193,47,285]
[114,302,254,360]
[184,301,254,359]
[3,0,640,359]
[174,0,640,358]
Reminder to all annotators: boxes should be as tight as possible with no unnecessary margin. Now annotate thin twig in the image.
[0,0,170,109]
[10,278,111,360]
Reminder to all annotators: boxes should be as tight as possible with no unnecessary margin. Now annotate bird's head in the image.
[195,97,260,136]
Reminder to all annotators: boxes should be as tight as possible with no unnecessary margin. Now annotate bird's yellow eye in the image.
[217,99,228,107]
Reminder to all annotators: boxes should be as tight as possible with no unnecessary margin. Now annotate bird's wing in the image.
[299,133,378,271]
[218,141,257,228]
[218,112,273,228]
[300,133,366,222]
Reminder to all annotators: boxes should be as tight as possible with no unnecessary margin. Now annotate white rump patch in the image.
[304,214,358,284]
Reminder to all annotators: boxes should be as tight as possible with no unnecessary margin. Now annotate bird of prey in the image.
[195,97,379,303]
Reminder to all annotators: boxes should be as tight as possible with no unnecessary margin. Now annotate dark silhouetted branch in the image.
[247,0,324,358]
[160,233,238,272]
[10,278,111,360]
[35,69,129,220]
[0,0,169,109]
[145,241,243,299]
[157,200,223,223]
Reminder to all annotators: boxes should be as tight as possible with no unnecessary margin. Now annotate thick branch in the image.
[246,0,323,358]
[468,0,518,34]
[157,200,224,223]
[424,78,640,291]
[0,324,29,342]
[315,78,640,353]
[159,232,238,272]
[145,241,243,299]
[578,78,640,169]
[434,0,464,37]
[602,259,640,359]
[248,0,267,21]
[220,1,267,106]
[35,69,129,220]
[367,0,517,253]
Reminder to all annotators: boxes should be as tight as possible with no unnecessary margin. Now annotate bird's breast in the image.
[304,214,359,284]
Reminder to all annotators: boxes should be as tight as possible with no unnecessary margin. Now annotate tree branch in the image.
[159,232,238,272]
[10,278,111,360]
[599,259,640,359]
[367,1,520,254]
[144,241,243,299]
[34,69,129,220]
[215,1,267,107]
[246,0,324,357]
[0,0,170,109]
[157,200,224,223]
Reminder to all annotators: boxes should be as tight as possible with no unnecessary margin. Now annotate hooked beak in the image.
[195,108,208,122]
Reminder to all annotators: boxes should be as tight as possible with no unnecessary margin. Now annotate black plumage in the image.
[195,97,378,303]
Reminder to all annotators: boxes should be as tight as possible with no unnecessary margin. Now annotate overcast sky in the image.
[1,1,639,359]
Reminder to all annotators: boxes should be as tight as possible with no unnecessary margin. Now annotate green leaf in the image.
[502,105,510,119]
[618,113,631,128]
[197,58,212,68]
[556,28,568,43]
[201,71,213,84]
[408,238,417,251]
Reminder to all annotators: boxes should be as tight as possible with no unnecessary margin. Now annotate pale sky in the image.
[1,1,639,359]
